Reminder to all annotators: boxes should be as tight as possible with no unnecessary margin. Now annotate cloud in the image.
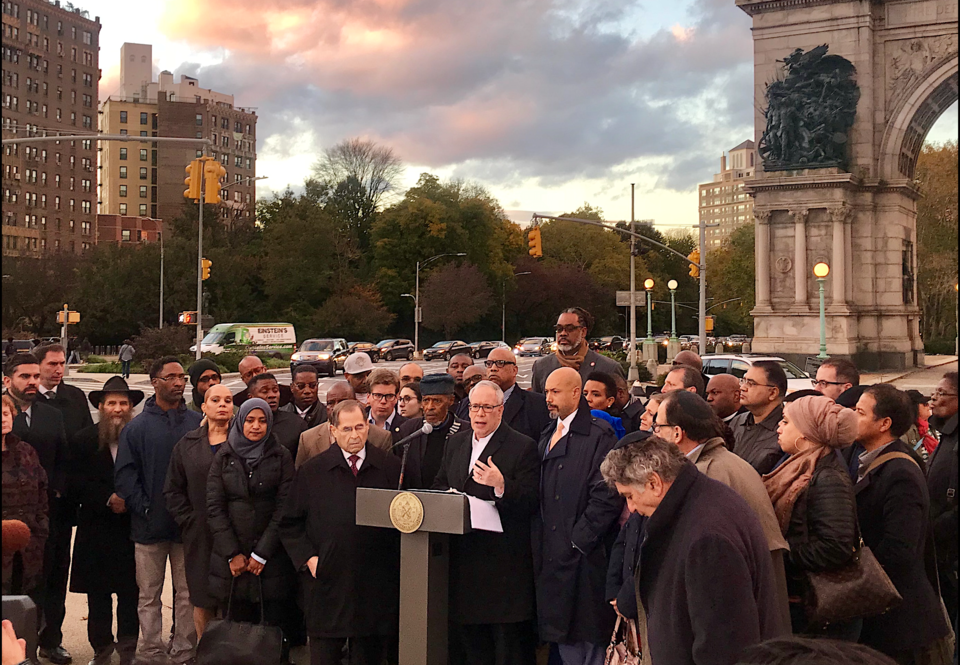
[157,0,755,192]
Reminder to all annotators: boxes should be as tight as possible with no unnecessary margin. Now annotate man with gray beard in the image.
[69,376,144,665]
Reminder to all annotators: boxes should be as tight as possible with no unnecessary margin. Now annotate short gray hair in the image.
[468,380,504,405]
[600,436,690,490]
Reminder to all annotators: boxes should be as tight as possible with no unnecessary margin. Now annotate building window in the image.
[81,200,91,213]
[119,129,127,136]
[119,166,127,179]
[139,186,147,198]
[140,131,147,137]
[140,149,147,161]
[121,229,131,241]
[140,112,148,125]
[235,156,242,167]
[140,167,147,180]
[119,148,127,160]
[119,185,127,197]
[119,110,127,123]
[119,203,127,215]
[139,204,147,216]
[196,114,203,126]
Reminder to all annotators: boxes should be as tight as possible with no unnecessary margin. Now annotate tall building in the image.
[99,43,258,227]
[698,140,757,248]
[1,0,101,256]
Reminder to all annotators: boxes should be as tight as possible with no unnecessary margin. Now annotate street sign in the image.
[56,310,80,324]
[616,291,643,307]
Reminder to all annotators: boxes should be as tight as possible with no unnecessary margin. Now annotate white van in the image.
[193,323,297,355]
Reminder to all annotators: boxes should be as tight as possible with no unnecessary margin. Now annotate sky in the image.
[83,0,958,228]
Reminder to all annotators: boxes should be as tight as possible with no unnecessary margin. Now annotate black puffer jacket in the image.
[206,435,295,603]
[785,452,857,581]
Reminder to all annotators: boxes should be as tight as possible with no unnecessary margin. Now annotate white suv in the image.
[702,354,812,394]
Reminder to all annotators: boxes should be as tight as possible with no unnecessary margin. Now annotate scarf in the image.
[555,339,588,371]
[763,445,830,534]
[227,398,273,466]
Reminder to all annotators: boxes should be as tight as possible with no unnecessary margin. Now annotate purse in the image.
[196,576,285,665]
[804,451,914,625]
[605,615,641,665]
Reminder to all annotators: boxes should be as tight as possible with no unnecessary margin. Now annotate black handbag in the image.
[196,576,285,665]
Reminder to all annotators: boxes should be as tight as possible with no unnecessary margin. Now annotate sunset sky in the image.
[83,0,958,226]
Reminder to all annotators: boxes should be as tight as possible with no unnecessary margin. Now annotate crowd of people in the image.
[0,306,957,665]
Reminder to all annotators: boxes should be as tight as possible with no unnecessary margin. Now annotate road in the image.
[887,359,958,391]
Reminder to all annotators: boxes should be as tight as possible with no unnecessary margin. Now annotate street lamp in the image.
[642,278,655,362]
[503,272,532,342]
[413,252,467,357]
[666,279,680,363]
[814,262,830,359]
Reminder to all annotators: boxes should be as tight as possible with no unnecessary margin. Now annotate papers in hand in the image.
[467,495,503,533]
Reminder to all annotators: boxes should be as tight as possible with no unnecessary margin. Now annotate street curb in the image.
[869,355,958,385]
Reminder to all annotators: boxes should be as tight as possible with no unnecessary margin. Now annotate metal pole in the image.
[195,167,204,361]
[817,277,828,359]
[646,288,654,341]
[502,279,507,343]
[670,288,677,340]
[414,261,421,358]
[159,228,164,329]
[628,184,638,383]
[698,217,707,357]
[60,304,69,377]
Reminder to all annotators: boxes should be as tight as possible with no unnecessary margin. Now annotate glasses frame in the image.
[155,374,187,383]
[740,377,775,389]
[468,403,503,414]
[484,359,517,369]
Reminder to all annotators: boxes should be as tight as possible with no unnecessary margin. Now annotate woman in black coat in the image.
[206,399,295,657]
[605,512,646,622]
[164,384,233,637]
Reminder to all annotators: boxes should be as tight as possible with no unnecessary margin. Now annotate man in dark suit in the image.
[433,381,540,665]
[3,353,72,664]
[484,347,551,442]
[36,343,94,442]
[280,364,327,429]
[530,308,624,394]
[854,384,952,661]
[280,400,402,665]
[367,368,407,439]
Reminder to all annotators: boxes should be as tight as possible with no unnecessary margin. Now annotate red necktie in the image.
[349,455,360,477]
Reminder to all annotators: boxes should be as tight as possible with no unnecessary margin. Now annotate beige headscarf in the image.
[763,396,858,533]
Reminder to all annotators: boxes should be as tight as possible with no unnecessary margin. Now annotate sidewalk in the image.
[861,354,958,385]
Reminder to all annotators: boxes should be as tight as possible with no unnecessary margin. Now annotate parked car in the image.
[376,339,415,362]
[470,341,510,359]
[702,354,811,394]
[514,337,551,357]
[592,336,625,352]
[423,340,472,362]
[348,342,381,363]
[290,338,348,377]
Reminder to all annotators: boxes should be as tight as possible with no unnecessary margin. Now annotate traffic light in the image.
[688,249,701,278]
[179,311,198,325]
[183,159,202,201]
[201,258,212,281]
[528,226,543,258]
[203,158,227,204]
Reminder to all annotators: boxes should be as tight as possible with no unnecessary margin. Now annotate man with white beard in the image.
[69,376,144,665]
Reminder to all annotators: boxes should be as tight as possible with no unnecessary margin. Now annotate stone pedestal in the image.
[666,339,682,363]
[642,340,658,363]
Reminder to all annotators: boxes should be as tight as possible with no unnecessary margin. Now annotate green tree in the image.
[310,286,396,340]
[420,262,493,338]
[1,252,79,336]
[705,225,756,335]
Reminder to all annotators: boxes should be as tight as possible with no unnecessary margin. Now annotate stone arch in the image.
[880,54,959,181]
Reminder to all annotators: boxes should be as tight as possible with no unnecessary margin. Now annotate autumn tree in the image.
[420,262,493,338]
[312,138,404,212]
[705,225,756,335]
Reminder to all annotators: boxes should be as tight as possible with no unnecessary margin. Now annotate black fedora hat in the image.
[88,376,145,409]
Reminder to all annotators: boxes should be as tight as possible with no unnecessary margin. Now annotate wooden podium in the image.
[356,488,471,665]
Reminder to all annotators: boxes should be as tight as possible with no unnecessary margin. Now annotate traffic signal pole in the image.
[698,217,707,357]
[196,167,204,360]
[628,184,638,383]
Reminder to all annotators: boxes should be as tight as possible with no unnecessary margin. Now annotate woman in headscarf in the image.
[765,394,860,639]
[205,398,295,661]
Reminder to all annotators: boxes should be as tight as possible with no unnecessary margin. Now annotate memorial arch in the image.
[737,0,958,369]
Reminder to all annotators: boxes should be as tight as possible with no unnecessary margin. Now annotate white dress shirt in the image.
[38,384,58,400]
[502,384,517,403]
[469,427,498,472]
[342,445,367,471]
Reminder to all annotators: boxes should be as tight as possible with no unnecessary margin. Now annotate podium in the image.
[356,488,471,665]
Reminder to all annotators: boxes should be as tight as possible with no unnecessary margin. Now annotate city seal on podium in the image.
[389,492,425,534]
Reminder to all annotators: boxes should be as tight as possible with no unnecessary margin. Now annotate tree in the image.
[1,252,79,336]
[420,262,493,338]
[312,138,404,212]
[309,286,395,341]
[705,225,756,335]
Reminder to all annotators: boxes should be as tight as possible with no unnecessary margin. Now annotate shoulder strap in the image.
[865,451,920,476]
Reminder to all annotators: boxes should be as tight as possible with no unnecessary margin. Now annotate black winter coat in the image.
[13,400,69,498]
[502,386,552,443]
[928,413,958,571]
[637,464,785,665]
[280,444,402,639]
[42,383,94,444]
[533,402,624,645]
[605,513,645,621]
[271,409,308,461]
[206,435,295,603]
[164,425,220,609]
[68,425,137,596]
[431,424,540,625]
[395,414,470,490]
[855,439,951,655]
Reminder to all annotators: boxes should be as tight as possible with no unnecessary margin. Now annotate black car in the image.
[376,338,415,362]
[595,336,625,352]
[348,342,381,363]
[469,341,510,359]
[423,340,472,362]
[290,338,349,377]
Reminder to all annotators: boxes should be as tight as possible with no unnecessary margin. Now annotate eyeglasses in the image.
[294,381,319,390]
[370,392,398,402]
[484,359,516,369]
[398,395,418,404]
[811,379,846,388]
[932,390,958,399]
[468,403,503,413]
[740,377,774,389]
[156,374,187,383]
[652,423,673,433]
[554,324,583,334]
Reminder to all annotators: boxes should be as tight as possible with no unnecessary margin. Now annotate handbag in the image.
[605,616,641,665]
[196,576,285,665]
[804,451,914,625]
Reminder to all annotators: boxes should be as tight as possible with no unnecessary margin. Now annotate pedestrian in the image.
[70,378,144,665]
[484,348,551,443]
[66,338,80,365]
[432,381,540,665]
[399,362,423,388]
[3,354,70,664]
[854,384,952,662]
[394,374,470,490]
[280,400,402,665]
[367,369,407,437]
[1,394,49,618]
[531,308,624,394]
[661,365,705,398]
[118,339,135,379]
[928,372,958,628]
[535,367,623,665]
[812,358,859,401]
[206,398,296,663]
[80,338,93,361]
[583,372,626,439]
[731,361,788,475]
[398,383,423,420]
[247,373,307,460]
[279,365,327,429]
[454,365,488,420]
[600,437,785,665]
[766,395,860,638]
[164,384,234,639]
[114,356,202,665]
[35,343,94,441]
[342,352,374,406]
[611,374,643,435]
[904,389,938,461]
[232,356,293,408]
[187,359,223,414]
[706,374,742,423]
[296,382,393,469]
[4,337,16,360]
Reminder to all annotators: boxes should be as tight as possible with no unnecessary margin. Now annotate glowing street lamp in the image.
[667,279,679,343]
[814,262,830,359]
[644,278,655,343]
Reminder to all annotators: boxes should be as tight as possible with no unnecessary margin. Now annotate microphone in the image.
[397,422,434,490]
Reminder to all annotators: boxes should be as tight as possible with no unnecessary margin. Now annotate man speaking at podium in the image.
[432,380,541,665]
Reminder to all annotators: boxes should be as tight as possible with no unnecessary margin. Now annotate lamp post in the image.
[412,252,467,357]
[666,279,680,363]
[502,272,531,342]
[643,278,656,361]
[814,262,830,359]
